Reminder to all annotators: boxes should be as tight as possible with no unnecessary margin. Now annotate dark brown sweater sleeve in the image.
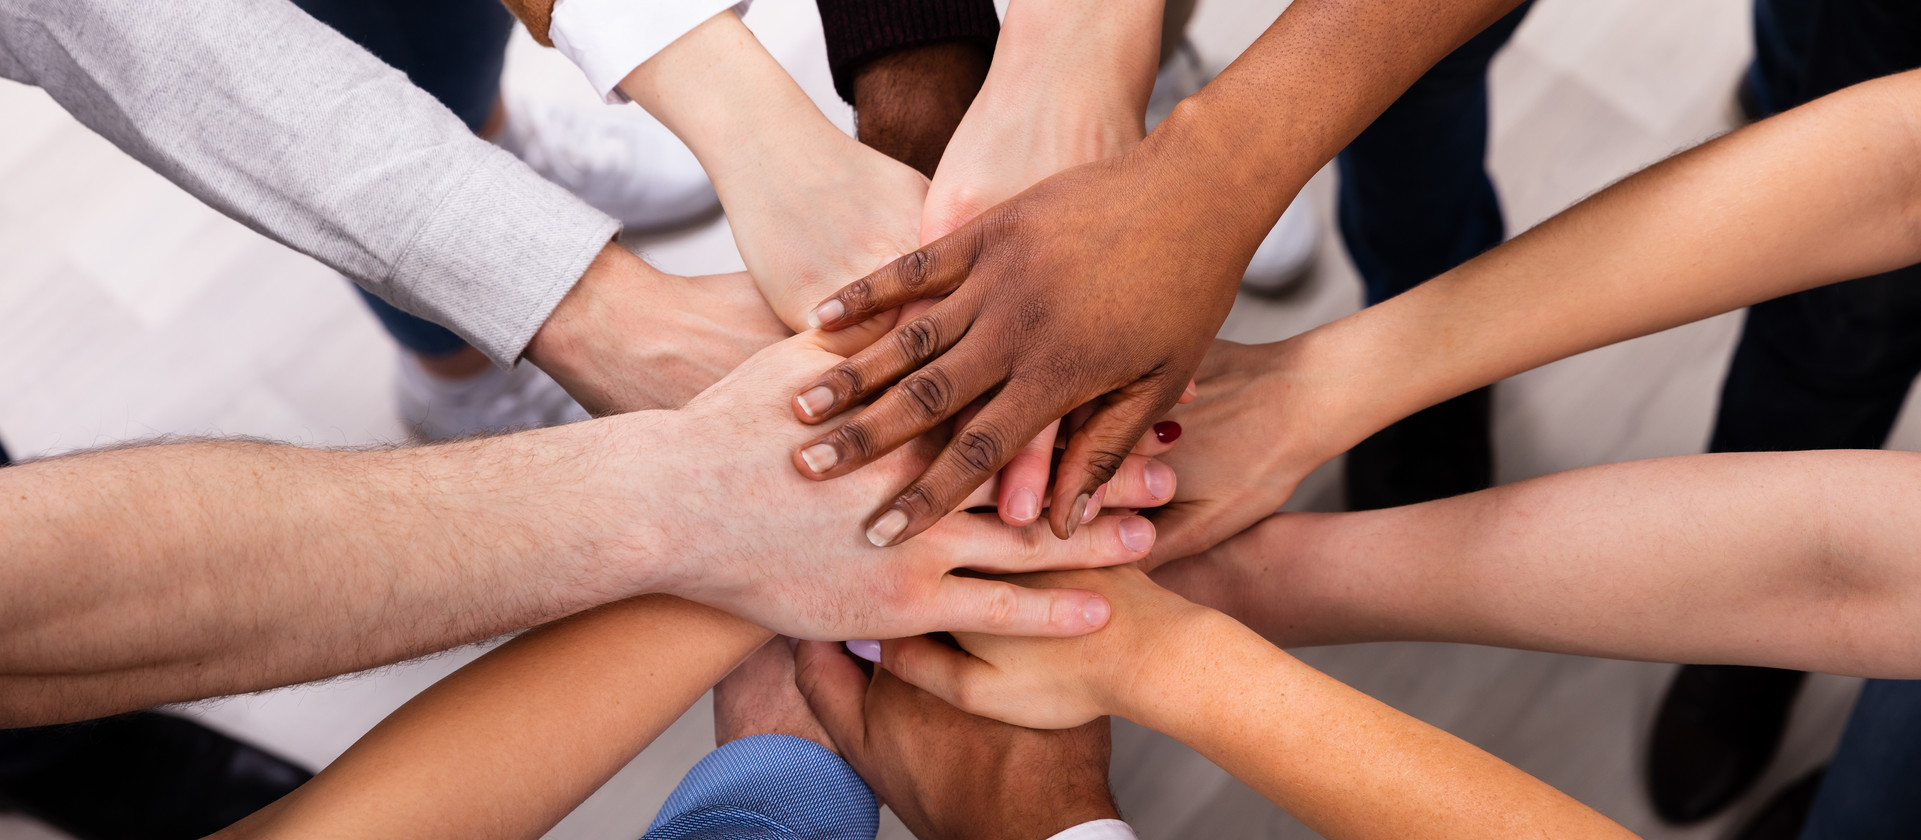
[496,0,556,47]
[815,0,1000,105]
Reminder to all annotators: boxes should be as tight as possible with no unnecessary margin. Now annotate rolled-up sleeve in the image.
[644,734,878,840]
[0,0,618,365]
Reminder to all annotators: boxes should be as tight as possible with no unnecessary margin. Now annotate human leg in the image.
[1336,2,1532,511]
[1650,0,1921,822]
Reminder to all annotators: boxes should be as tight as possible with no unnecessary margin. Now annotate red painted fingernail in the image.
[1153,421,1183,444]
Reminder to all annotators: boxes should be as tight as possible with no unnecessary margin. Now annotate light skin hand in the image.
[524,242,792,415]
[1141,338,1342,566]
[880,567,1636,840]
[618,11,928,351]
[647,332,1163,641]
[793,640,1120,840]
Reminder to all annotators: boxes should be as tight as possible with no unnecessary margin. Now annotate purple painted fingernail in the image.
[845,639,881,662]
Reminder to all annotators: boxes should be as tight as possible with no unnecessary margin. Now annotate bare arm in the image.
[0,418,677,726]
[1,335,1159,725]
[1160,450,1921,678]
[215,596,771,840]
[618,12,929,338]
[880,567,1635,840]
[1151,68,1921,561]
[784,0,1526,547]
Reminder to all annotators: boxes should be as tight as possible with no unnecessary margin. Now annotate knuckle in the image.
[842,278,876,314]
[893,318,942,364]
[953,424,1009,474]
[898,250,935,292]
[900,369,956,420]
[826,363,867,399]
[834,420,880,462]
[893,482,941,521]
[979,587,1020,631]
[1084,447,1128,485]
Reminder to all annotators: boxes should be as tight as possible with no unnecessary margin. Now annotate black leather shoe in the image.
[1726,769,1823,840]
[1647,665,1807,824]
[0,712,312,840]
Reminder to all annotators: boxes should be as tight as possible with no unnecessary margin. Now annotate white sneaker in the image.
[1150,41,1320,298]
[495,92,720,231]
[397,356,591,442]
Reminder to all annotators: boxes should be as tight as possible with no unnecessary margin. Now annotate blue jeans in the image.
[1800,680,1921,839]
[642,735,878,840]
[290,0,515,358]
[1335,2,1532,510]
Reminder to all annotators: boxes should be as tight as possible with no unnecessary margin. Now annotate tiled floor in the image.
[0,0,1900,837]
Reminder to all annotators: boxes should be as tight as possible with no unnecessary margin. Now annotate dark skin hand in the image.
[794,639,1120,840]
[792,136,1251,546]
[787,0,1528,547]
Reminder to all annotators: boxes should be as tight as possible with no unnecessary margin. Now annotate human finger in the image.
[995,420,1059,526]
[928,576,1110,638]
[793,299,978,424]
[1049,378,1182,538]
[793,640,873,757]
[806,228,982,331]
[794,341,1004,484]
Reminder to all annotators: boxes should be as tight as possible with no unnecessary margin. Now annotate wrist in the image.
[620,12,845,183]
[851,41,990,176]
[1111,608,1268,734]
[524,244,690,414]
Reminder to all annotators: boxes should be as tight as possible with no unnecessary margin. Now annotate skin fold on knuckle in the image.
[951,423,1008,475]
[893,317,943,366]
[839,278,877,317]
[900,369,955,421]
[832,420,881,464]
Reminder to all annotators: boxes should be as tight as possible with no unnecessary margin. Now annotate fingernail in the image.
[1183,381,1198,400]
[800,443,840,474]
[1082,486,1104,523]
[845,639,881,662]
[796,386,836,418]
[1067,494,1090,535]
[1082,596,1111,629]
[1118,516,1155,552]
[866,509,909,547]
[1144,460,1175,500]
[1153,421,1183,444]
[1008,487,1040,523]
[808,299,846,329]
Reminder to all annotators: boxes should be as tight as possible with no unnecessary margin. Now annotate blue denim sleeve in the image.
[641,734,878,840]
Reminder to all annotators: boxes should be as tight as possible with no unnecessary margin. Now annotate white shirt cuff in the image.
[1044,819,1138,840]
[548,0,752,104]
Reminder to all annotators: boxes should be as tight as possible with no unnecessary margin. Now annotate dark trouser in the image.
[1801,680,1921,839]
[1715,0,1921,836]
[1337,3,1532,510]
[291,0,515,358]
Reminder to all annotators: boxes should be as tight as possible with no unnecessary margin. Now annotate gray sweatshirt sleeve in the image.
[0,0,621,365]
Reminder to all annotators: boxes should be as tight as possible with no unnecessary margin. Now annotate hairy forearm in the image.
[221,596,769,839]
[1284,70,1921,456]
[1186,451,1921,677]
[0,424,675,725]
[1134,616,1632,839]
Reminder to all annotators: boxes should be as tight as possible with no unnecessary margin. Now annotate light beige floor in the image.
[0,0,1903,837]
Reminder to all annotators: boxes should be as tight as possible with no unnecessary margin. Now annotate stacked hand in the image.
[622,332,1175,641]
